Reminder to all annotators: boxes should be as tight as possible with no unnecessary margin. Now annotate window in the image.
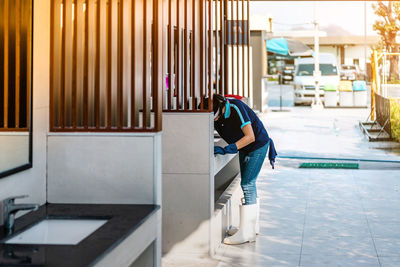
[296,64,338,76]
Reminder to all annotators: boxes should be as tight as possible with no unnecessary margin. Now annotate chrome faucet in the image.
[0,195,39,230]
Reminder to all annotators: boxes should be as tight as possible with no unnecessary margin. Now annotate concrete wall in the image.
[0,0,50,206]
[47,133,162,205]
[212,176,242,253]
[162,113,214,255]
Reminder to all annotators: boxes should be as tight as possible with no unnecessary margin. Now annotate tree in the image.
[372,1,400,80]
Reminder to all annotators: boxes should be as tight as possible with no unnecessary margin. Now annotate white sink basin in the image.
[5,219,107,245]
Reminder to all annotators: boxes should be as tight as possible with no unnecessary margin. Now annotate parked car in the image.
[293,53,340,105]
[340,64,366,81]
[282,64,295,84]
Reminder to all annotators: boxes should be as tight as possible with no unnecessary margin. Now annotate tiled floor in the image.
[215,108,400,267]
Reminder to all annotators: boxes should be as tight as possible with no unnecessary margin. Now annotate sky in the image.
[250,1,380,36]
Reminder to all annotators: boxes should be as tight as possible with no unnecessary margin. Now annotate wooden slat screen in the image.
[163,0,250,112]
[219,0,250,98]
[0,0,32,131]
[50,0,163,132]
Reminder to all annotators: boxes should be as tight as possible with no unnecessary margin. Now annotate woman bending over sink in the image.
[204,94,277,245]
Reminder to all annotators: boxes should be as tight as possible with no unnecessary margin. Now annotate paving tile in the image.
[301,236,376,257]
[306,205,365,219]
[218,244,300,267]
[366,210,400,225]
[259,210,305,237]
[369,221,400,238]
[162,252,220,267]
[304,213,370,238]
[374,238,400,257]
[303,225,371,239]
[260,211,305,223]
[379,256,400,267]
[219,236,302,255]
[260,227,304,240]
[217,254,300,267]
[253,235,302,255]
[300,254,380,267]
[362,200,400,211]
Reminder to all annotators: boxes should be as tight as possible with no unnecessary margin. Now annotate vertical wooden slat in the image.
[214,0,219,95]
[153,0,162,130]
[223,0,228,95]
[50,0,62,129]
[50,0,54,130]
[142,0,147,127]
[220,0,225,95]
[83,0,89,129]
[236,0,239,96]
[167,0,173,110]
[146,0,151,126]
[205,0,208,109]
[0,0,4,128]
[230,0,234,95]
[26,0,32,129]
[191,0,196,110]
[208,0,212,111]
[64,0,74,127]
[131,0,136,126]
[176,0,181,110]
[242,0,244,97]
[133,0,143,127]
[76,0,84,127]
[94,0,101,128]
[117,0,123,128]
[3,0,9,128]
[72,0,78,127]
[15,0,21,128]
[183,0,188,110]
[60,0,67,128]
[106,0,111,128]
[204,0,208,97]
[199,0,204,110]
[246,0,250,97]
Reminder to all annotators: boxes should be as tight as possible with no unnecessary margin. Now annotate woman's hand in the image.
[214,146,225,155]
[214,143,238,155]
[235,124,255,150]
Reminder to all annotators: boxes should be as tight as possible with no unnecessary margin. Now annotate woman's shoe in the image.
[227,198,260,236]
[223,204,257,245]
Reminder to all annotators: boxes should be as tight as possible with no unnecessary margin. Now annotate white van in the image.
[293,53,340,105]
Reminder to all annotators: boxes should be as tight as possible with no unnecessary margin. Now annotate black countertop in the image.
[0,203,160,267]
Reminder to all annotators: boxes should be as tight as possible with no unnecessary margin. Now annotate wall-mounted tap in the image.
[0,195,39,231]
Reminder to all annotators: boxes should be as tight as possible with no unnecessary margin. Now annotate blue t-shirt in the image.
[214,98,270,154]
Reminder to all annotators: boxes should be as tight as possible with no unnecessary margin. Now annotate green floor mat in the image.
[299,162,359,169]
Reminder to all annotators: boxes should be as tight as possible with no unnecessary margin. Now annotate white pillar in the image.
[312,2,323,109]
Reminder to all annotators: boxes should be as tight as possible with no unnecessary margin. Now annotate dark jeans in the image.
[239,142,269,205]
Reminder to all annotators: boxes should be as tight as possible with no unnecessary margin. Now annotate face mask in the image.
[214,108,221,120]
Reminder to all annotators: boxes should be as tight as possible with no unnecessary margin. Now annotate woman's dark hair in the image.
[199,94,226,115]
